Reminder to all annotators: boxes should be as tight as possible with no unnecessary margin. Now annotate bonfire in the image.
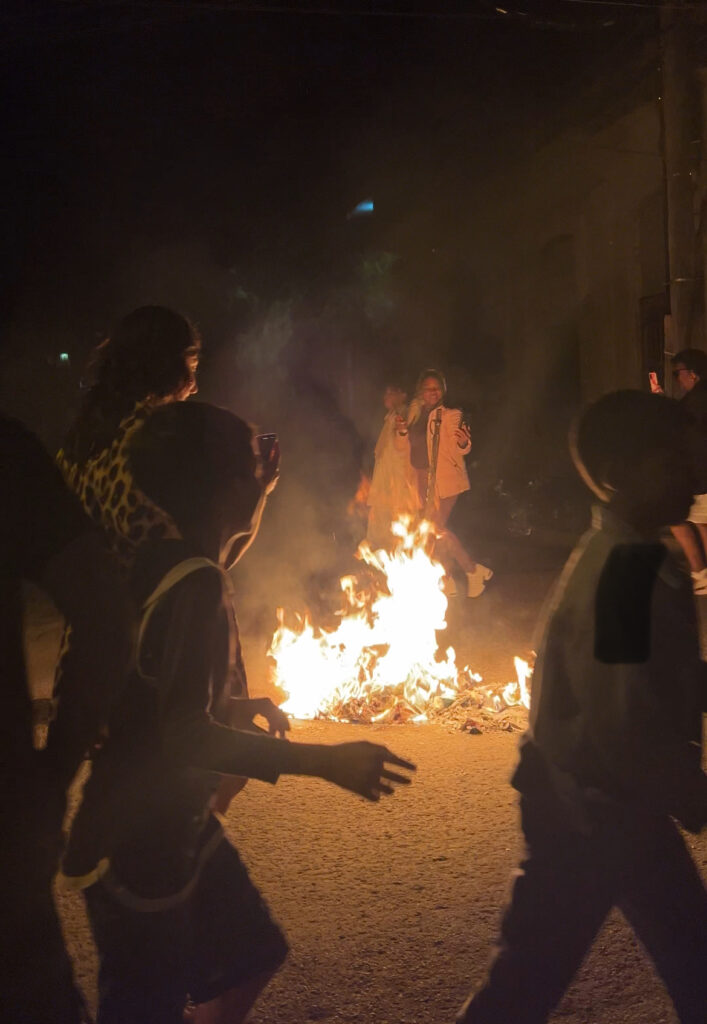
[268,517,532,728]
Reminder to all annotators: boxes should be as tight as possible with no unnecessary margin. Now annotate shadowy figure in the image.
[62,401,415,1024]
[666,348,707,594]
[58,305,201,569]
[457,391,707,1024]
[366,383,420,550]
[0,414,131,1024]
[53,305,203,777]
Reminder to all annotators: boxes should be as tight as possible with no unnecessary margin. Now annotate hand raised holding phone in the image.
[648,372,664,395]
[256,432,281,493]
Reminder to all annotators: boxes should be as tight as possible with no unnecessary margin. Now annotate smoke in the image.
[204,296,373,644]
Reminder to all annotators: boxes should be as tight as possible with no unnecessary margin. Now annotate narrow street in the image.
[56,721,707,1024]
[24,553,705,1024]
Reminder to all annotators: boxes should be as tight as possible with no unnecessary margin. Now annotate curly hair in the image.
[63,306,201,465]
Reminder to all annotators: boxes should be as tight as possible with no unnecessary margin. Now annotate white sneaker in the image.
[691,568,707,595]
[466,564,493,598]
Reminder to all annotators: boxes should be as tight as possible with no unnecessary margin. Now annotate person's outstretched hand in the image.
[259,698,290,738]
[324,741,416,801]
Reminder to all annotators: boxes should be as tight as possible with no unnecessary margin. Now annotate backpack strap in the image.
[137,557,222,681]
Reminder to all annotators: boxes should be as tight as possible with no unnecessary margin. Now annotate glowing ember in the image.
[268,517,531,723]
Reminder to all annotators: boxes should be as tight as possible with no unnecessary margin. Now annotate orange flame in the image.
[268,517,531,722]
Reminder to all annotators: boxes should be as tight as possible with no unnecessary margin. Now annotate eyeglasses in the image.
[672,367,690,379]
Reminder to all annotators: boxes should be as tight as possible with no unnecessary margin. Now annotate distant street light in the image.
[347,198,374,219]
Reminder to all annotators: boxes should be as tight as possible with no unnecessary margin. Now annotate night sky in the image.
[2,1,657,447]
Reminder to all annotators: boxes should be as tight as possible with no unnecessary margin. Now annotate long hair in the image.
[408,368,447,425]
[63,306,200,465]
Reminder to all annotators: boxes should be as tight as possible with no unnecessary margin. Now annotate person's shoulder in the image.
[0,413,47,460]
[132,542,224,608]
[0,413,80,503]
[0,414,95,577]
[689,381,707,411]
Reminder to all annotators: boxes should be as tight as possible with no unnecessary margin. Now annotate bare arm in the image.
[157,572,415,799]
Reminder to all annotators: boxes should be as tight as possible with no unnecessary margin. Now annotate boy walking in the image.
[457,391,707,1024]
[63,402,415,1024]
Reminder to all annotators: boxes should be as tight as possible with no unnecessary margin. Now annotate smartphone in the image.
[256,432,278,462]
[648,371,660,393]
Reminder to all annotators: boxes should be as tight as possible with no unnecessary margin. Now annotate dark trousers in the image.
[84,823,287,1024]
[458,796,707,1024]
[2,807,85,1024]
[3,885,85,1024]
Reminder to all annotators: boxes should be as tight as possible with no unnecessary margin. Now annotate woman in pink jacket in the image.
[401,370,492,597]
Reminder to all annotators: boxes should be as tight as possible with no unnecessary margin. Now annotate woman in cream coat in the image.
[366,384,420,550]
[401,370,492,597]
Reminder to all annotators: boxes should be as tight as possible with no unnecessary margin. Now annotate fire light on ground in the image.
[268,518,532,726]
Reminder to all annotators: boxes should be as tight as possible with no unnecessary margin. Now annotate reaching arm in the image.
[156,571,415,799]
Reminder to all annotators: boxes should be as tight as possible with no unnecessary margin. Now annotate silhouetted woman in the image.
[53,307,210,762]
[58,305,200,568]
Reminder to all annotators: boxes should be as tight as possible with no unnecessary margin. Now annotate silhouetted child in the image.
[457,391,707,1024]
[63,401,414,1024]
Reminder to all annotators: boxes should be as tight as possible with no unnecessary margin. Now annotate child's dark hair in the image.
[63,306,201,466]
[128,402,257,542]
[571,390,685,494]
[672,348,707,379]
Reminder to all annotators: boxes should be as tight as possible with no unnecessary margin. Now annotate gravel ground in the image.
[55,721,707,1024]
[25,559,707,1024]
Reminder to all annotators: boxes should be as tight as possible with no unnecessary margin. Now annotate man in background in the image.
[668,348,707,594]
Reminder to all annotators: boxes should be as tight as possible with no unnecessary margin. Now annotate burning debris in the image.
[435,656,532,733]
[268,518,531,728]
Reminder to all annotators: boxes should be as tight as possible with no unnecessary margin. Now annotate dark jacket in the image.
[514,505,707,834]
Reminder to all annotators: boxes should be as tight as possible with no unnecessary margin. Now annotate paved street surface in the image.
[25,550,707,1024]
[57,721,707,1024]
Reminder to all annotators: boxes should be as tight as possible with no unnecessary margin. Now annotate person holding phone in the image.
[648,351,707,592]
[666,349,707,593]
[62,402,416,1024]
[400,370,492,597]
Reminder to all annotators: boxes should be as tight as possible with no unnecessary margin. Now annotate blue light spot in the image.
[59,352,70,364]
[348,198,375,219]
